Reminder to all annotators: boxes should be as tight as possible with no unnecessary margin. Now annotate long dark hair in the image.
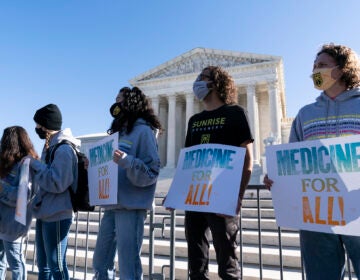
[0,126,39,178]
[109,87,162,135]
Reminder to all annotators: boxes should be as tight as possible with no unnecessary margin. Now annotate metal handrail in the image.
[20,185,354,280]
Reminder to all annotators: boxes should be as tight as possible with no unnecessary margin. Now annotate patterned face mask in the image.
[312,66,338,91]
[109,102,123,118]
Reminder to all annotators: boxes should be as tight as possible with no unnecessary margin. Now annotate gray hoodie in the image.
[30,128,80,222]
[290,87,360,142]
[105,118,160,211]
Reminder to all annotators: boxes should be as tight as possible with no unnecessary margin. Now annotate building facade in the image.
[79,48,293,183]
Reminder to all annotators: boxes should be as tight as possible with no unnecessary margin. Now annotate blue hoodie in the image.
[30,128,80,222]
[0,163,35,241]
[290,87,360,142]
[104,118,160,211]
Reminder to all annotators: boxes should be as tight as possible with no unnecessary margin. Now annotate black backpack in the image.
[46,140,95,212]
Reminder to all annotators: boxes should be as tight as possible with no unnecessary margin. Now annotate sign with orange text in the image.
[164,144,245,216]
[87,132,118,206]
[266,135,360,236]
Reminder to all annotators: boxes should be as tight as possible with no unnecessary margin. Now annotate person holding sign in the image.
[0,126,39,280]
[29,104,80,280]
[184,66,253,279]
[264,43,360,280]
[92,87,162,280]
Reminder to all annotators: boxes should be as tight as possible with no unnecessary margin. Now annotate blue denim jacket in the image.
[0,163,34,241]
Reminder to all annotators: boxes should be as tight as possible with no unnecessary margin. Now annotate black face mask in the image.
[35,127,47,139]
[110,102,123,118]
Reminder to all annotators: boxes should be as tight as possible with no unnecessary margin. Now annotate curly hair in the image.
[109,87,163,134]
[317,43,360,89]
[0,126,39,178]
[118,86,131,98]
[203,66,237,104]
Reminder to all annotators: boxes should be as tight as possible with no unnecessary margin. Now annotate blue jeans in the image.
[93,209,147,280]
[300,230,360,280]
[0,241,6,280]
[35,219,72,280]
[93,210,116,280]
[0,239,27,280]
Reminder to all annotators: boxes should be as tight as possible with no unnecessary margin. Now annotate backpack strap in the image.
[45,140,78,195]
[45,140,76,164]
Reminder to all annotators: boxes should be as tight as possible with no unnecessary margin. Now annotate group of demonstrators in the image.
[264,43,360,280]
[0,85,163,280]
[0,42,359,280]
[0,104,82,280]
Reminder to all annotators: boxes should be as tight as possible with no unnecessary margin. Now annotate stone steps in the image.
[23,248,303,280]
[23,235,301,269]
[27,227,300,250]
[18,193,308,280]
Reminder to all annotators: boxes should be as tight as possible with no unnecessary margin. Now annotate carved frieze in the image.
[132,48,280,82]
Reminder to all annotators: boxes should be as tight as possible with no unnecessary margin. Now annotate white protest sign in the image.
[87,132,118,206]
[164,143,245,216]
[15,158,30,225]
[266,134,360,236]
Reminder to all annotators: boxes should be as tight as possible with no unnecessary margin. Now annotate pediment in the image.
[130,47,280,82]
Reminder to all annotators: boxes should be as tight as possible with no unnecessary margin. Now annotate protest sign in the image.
[15,157,30,225]
[88,132,118,206]
[164,143,245,216]
[266,135,360,236]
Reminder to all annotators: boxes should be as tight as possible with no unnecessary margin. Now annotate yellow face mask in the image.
[312,66,338,91]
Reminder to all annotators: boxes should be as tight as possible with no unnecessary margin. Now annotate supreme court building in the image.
[79,48,293,184]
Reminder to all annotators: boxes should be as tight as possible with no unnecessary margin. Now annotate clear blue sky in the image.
[1,0,360,153]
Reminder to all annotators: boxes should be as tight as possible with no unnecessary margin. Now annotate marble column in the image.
[246,84,260,165]
[185,93,194,132]
[151,96,159,115]
[165,94,176,168]
[268,80,281,143]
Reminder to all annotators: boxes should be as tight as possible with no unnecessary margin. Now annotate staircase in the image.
[13,186,309,280]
